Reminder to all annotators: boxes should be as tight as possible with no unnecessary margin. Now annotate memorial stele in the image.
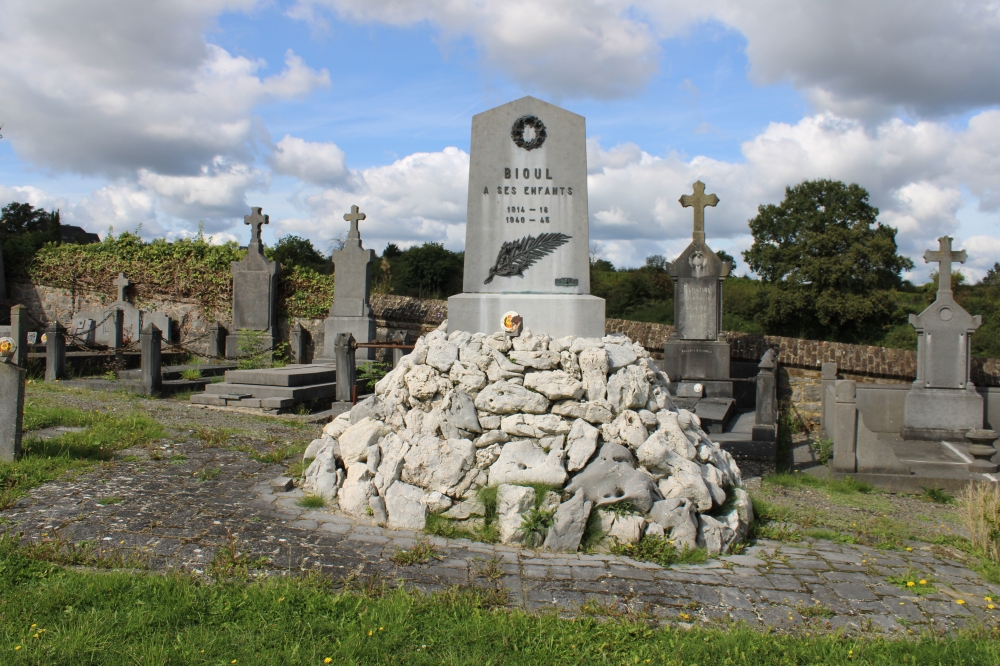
[448,97,605,338]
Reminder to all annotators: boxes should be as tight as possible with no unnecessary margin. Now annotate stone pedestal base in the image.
[447,293,605,338]
[902,387,983,440]
[315,315,375,362]
[662,338,731,381]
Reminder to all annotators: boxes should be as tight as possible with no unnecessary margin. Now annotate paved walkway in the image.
[3,436,998,636]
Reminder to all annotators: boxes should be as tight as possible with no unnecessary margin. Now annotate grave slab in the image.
[224,364,336,387]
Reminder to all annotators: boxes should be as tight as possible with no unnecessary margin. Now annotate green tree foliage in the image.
[590,257,674,323]
[982,263,1000,287]
[1,202,62,275]
[743,180,914,343]
[265,235,331,274]
[374,242,464,299]
[715,249,736,271]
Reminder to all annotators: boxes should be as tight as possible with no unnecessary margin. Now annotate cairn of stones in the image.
[301,323,752,554]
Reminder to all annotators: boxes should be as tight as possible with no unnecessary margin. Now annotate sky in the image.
[1,0,999,283]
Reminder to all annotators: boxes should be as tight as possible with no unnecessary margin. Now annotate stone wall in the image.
[11,282,999,426]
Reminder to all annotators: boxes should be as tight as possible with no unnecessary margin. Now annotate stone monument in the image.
[0,232,7,313]
[661,181,735,430]
[75,272,173,347]
[902,236,983,440]
[448,96,605,338]
[318,205,375,361]
[227,207,280,359]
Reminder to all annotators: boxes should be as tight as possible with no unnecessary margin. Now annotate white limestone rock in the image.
[497,484,536,544]
[339,463,377,517]
[322,416,352,440]
[302,442,342,500]
[488,439,568,487]
[645,522,666,539]
[374,433,409,495]
[565,443,661,514]
[508,350,561,370]
[608,514,647,544]
[548,335,576,354]
[602,410,648,449]
[421,490,454,514]
[722,487,753,545]
[511,329,546,352]
[653,411,699,460]
[559,350,582,380]
[543,490,592,552]
[401,436,476,496]
[604,343,638,372]
[474,381,549,415]
[474,430,509,449]
[648,498,699,550]
[697,514,735,556]
[385,481,427,530]
[303,437,328,461]
[565,418,599,472]
[369,495,388,524]
[500,413,571,438]
[606,365,649,413]
[523,370,585,401]
[657,459,714,512]
[700,463,728,507]
[443,495,486,520]
[569,337,604,354]
[475,443,503,469]
[449,361,488,394]
[578,346,609,402]
[338,417,385,466]
[405,365,447,404]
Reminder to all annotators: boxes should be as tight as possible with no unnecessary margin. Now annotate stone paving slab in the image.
[2,437,999,636]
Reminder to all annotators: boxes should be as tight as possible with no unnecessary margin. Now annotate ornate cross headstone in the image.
[902,236,983,439]
[679,180,719,245]
[114,272,131,303]
[663,181,734,427]
[226,206,280,358]
[318,205,376,362]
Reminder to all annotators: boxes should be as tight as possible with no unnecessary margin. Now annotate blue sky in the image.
[2,0,999,281]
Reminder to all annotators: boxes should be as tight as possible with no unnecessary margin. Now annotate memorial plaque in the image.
[449,97,605,338]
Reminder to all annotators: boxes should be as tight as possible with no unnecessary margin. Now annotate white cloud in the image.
[272,135,351,186]
[0,0,329,176]
[293,0,1000,118]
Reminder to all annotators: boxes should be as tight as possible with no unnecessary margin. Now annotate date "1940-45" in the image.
[506,206,550,223]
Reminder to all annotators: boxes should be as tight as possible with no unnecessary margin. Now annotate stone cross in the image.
[924,236,966,295]
[114,272,131,303]
[244,206,269,251]
[679,181,719,244]
[344,205,365,242]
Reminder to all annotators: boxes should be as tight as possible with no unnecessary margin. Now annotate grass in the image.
[2,539,999,665]
[960,482,1000,563]
[609,536,708,567]
[296,494,327,509]
[390,539,441,566]
[197,468,220,482]
[194,427,307,465]
[95,497,123,506]
[180,368,202,381]
[1,404,166,510]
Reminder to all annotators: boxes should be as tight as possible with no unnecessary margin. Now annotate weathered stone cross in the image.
[924,236,967,295]
[344,205,365,239]
[244,207,269,248]
[113,272,131,303]
[679,181,719,244]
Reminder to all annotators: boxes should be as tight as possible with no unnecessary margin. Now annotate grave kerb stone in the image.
[448,96,605,338]
[141,323,162,396]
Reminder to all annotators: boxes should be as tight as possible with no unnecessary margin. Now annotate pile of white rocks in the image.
[301,323,752,554]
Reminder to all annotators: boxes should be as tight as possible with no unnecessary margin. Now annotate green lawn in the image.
[0,540,998,665]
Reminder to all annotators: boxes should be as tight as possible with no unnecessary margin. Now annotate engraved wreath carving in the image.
[511,115,547,151]
[484,232,571,284]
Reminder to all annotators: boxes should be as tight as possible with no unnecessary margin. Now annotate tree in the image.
[1,202,59,236]
[982,263,1000,287]
[742,179,913,343]
[715,249,736,271]
[389,242,464,299]
[267,235,330,273]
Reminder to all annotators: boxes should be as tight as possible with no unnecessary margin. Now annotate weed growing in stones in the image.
[209,532,270,580]
[887,569,938,595]
[0,533,148,570]
[609,536,707,567]
[579,509,607,553]
[197,468,221,482]
[960,482,1000,564]
[96,497,123,506]
[795,602,835,618]
[297,494,326,509]
[519,507,555,547]
[810,437,834,465]
[424,513,477,541]
[921,487,955,504]
[180,368,202,381]
[194,427,233,448]
[390,540,441,566]
[168,454,187,464]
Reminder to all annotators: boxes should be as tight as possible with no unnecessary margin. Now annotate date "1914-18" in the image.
[506,206,550,223]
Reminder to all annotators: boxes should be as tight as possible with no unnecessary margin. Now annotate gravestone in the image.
[10,305,29,368]
[227,207,280,359]
[318,205,375,361]
[0,340,25,462]
[0,234,7,313]
[902,236,983,440]
[45,321,66,381]
[448,96,605,338]
[75,272,173,347]
[661,182,735,430]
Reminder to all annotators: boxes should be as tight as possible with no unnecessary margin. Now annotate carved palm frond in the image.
[484,232,572,284]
